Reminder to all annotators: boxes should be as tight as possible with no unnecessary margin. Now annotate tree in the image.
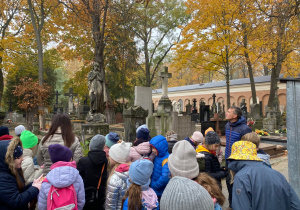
[131,0,189,87]
[13,78,50,130]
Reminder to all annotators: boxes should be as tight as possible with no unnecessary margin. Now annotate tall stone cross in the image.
[212,93,216,104]
[64,88,78,114]
[7,98,13,112]
[159,66,172,99]
[54,91,61,105]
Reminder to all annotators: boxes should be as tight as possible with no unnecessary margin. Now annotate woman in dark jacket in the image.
[165,130,178,154]
[196,131,227,188]
[0,137,42,210]
[77,134,108,210]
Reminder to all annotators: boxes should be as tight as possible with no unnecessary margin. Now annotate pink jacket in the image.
[126,142,155,162]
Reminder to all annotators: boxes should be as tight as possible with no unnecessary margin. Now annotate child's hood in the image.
[47,161,79,188]
[150,135,168,157]
[142,187,159,209]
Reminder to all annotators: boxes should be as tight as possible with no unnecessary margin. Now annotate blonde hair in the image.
[204,143,219,151]
[241,132,260,148]
[196,172,225,205]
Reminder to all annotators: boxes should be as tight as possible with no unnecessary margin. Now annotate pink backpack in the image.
[43,178,78,210]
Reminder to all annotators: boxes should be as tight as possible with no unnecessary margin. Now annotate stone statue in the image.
[88,62,107,114]
[176,103,181,112]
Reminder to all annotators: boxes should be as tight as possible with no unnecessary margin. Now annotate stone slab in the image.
[134,86,152,116]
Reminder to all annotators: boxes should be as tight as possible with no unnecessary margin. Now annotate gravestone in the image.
[210,113,222,136]
[263,108,277,133]
[115,112,123,124]
[240,99,247,120]
[123,106,148,143]
[259,101,263,116]
[134,86,152,116]
[64,88,78,114]
[200,102,210,122]
[186,100,192,115]
[7,99,13,112]
[211,93,217,114]
[191,99,200,122]
[156,67,173,114]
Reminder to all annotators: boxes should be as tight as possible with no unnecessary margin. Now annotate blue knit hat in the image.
[136,124,148,133]
[0,126,9,137]
[129,159,153,186]
[13,145,23,159]
[105,132,119,148]
[136,127,150,140]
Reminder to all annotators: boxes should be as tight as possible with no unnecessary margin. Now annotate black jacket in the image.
[77,150,108,210]
[167,140,177,154]
[201,151,227,186]
[0,140,39,210]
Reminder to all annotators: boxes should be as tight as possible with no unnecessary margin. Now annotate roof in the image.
[153,75,272,94]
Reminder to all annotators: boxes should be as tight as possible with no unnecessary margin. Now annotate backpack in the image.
[43,178,78,210]
[84,164,105,208]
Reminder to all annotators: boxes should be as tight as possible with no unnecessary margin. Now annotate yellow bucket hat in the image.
[227,141,262,161]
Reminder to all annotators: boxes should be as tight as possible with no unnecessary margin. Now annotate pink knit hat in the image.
[191,131,204,143]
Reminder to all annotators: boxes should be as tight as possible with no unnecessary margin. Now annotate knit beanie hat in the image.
[136,124,148,133]
[168,140,199,179]
[136,127,150,140]
[13,145,23,159]
[105,132,120,148]
[0,126,9,137]
[20,130,38,149]
[15,125,26,136]
[191,131,204,143]
[129,159,153,186]
[89,134,106,151]
[48,144,73,163]
[109,141,130,164]
[160,176,214,210]
[205,131,220,145]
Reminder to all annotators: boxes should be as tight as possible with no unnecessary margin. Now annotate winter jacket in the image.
[38,161,85,210]
[149,135,170,197]
[167,140,177,154]
[21,148,43,184]
[126,142,155,162]
[122,179,159,210]
[228,160,300,210]
[184,137,196,149]
[257,149,271,167]
[0,135,13,141]
[197,145,227,186]
[37,128,83,175]
[0,140,39,210]
[105,164,130,210]
[77,150,108,210]
[225,117,252,160]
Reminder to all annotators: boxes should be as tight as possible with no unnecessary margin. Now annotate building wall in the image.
[152,82,286,115]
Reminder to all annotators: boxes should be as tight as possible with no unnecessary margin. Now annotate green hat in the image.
[20,130,38,149]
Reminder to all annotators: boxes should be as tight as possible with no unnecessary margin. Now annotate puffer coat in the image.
[21,148,43,184]
[105,164,129,210]
[37,127,83,175]
[126,142,155,162]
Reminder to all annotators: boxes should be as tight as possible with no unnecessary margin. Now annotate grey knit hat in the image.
[161,176,214,210]
[168,140,199,179]
[205,131,220,145]
[89,134,106,151]
[15,125,26,136]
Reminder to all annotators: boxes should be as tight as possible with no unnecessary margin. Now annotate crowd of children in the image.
[0,112,299,210]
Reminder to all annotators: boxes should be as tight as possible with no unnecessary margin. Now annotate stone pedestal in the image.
[263,116,277,134]
[123,106,148,143]
[32,122,40,135]
[157,98,173,114]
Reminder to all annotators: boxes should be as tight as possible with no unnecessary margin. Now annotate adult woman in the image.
[37,113,83,175]
[0,137,42,209]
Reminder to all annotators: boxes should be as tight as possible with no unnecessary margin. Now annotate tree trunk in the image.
[144,39,151,87]
[263,65,269,76]
[0,56,3,104]
[225,46,231,109]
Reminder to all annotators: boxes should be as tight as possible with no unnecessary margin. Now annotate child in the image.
[77,134,108,210]
[165,130,178,154]
[149,135,170,200]
[38,144,85,210]
[160,176,214,210]
[121,159,159,210]
[196,131,227,188]
[104,132,120,159]
[196,172,225,210]
[127,127,154,162]
[105,141,131,209]
[20,130,43,184]
[241,132,271,167]
[15,125,26,137]
[204,127,223,164]
[184,131,204,149]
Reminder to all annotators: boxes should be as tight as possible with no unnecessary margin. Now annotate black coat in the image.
[77,150,108,210]
[0,140,39,210]
[201,151,227,186]
[167,140,177,154]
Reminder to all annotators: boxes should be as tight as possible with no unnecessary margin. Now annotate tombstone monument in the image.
[64,88,78,115]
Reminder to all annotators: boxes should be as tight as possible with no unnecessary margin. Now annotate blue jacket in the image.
[228,160,300,210]
[149,135,170,197]
[0,140,39,210]
[225,116,252,159]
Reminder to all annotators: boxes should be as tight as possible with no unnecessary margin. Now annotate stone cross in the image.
[212,93,216,104]
[159,66,172,99]
[7,98,13,112]
[54,91,61,105]
[64,88,78,114]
